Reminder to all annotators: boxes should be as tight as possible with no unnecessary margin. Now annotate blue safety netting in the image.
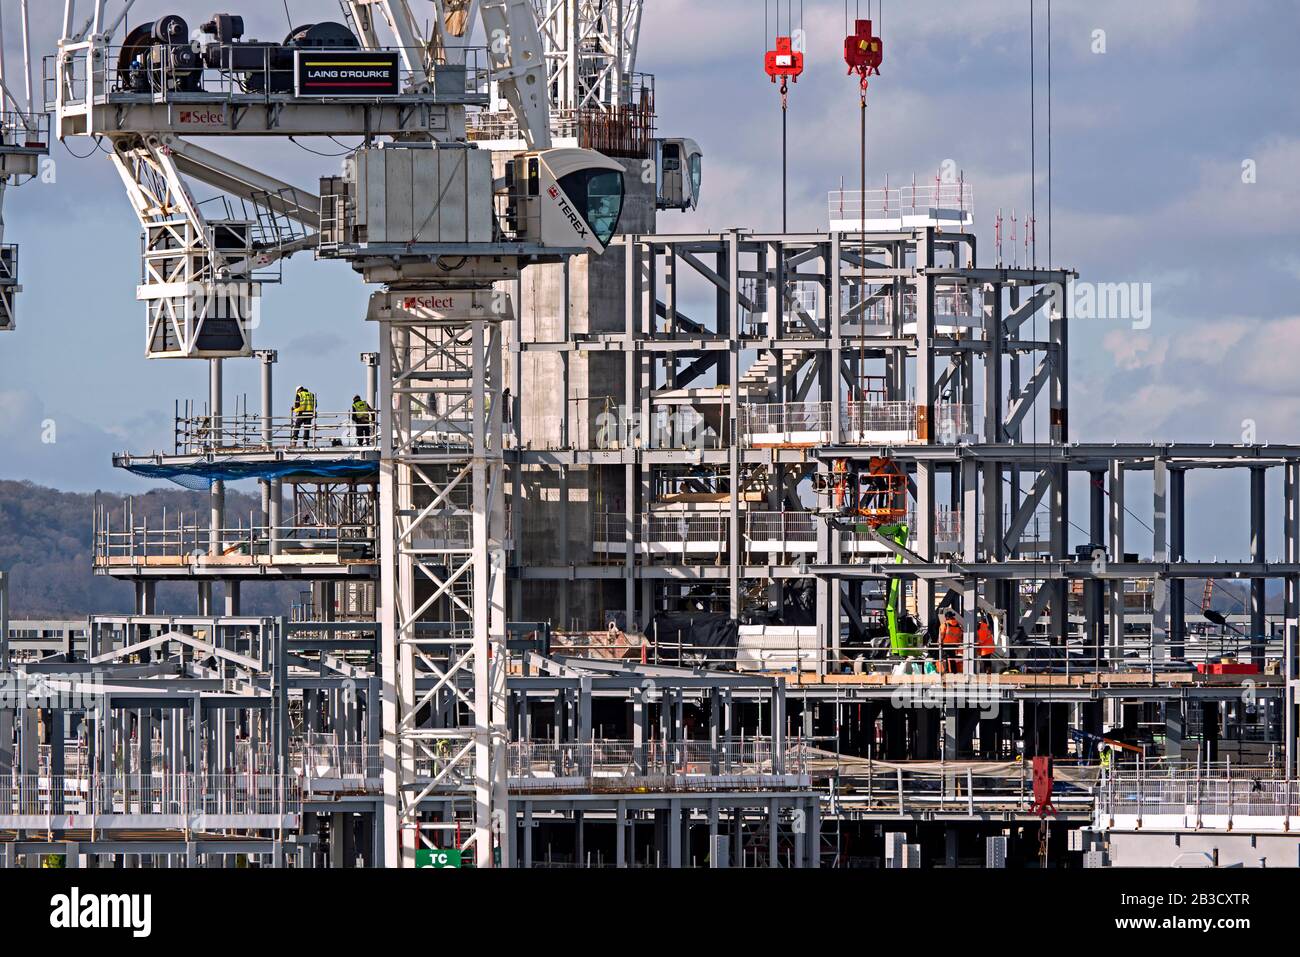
[123,458,378,491]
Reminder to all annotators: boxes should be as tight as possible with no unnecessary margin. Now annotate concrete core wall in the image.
[505,158,658,629]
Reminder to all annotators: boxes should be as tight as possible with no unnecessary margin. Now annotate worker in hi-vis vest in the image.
[939,609,964,674]
[292,386,317,446]
[352,394,375,445]
[976,615,996,673]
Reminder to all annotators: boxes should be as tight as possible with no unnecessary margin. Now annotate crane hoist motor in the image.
[118,13,368,95]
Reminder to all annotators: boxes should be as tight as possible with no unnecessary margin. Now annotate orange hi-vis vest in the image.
[976,622,995,656]
[940,619,963,646]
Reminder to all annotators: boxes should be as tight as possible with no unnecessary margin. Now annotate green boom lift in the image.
[861,521,922,656]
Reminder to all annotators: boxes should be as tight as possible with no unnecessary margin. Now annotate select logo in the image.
[401,294,459,311]
[49,887,152,938]
[178,109,226,126]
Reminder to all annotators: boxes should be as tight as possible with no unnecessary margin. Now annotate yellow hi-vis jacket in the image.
[294,390,317,415]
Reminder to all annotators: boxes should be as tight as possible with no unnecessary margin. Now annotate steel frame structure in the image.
[505,223,1300,780]
[11,2,1295,869]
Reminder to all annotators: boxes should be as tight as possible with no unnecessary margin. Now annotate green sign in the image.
[416,848,462,869]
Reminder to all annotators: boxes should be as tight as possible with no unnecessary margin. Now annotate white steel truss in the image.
[533,0,643,112]
[377,294,511,867]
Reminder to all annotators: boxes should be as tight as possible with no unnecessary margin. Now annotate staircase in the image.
[738,352,805,400]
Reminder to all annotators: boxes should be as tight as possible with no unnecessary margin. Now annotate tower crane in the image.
[53,0,627,868]
[0,0,50,332]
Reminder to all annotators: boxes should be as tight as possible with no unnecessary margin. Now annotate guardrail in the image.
[831,756,1096,816]
[175,411,377,454]
[47,44,489,110]
[740,400,977,446]
[1097,765,1300,826]
[0,110,48,151]
[0,772,300,824]
[292,739,381,783]
[632,626,1287,676]
[829,183,974,221]
[93,509,377,566]
[508,738,807,782]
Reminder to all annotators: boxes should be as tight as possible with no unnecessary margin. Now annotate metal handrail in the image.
[174,410,378,454]
[829,183,974,220]
[47,43,489,110]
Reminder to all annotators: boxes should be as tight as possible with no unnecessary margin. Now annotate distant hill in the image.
[0,480,301,619]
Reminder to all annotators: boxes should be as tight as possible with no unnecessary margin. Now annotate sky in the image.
[0,0,1297,560]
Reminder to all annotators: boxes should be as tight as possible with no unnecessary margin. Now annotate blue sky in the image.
[1,0,1297,559]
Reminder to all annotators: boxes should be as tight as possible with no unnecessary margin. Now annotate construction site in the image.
[0,0,1294,875]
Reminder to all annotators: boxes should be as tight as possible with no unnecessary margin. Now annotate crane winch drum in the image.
[118,13,362,95]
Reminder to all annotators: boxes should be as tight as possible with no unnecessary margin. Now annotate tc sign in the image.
[415,849,462,869]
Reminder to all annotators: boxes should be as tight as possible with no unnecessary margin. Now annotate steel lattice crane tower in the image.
[53,0,624,869]
[532,0,643,113]
[0,0,50,332]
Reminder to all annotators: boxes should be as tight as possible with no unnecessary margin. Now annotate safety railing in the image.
[841,399,918,438]
[740,401,834,446]
[0,109,48,152]
[636,624,1286,675]
[830,756,1095,816]
[593,513,728,556]
[469,73,656,156]
[597,507,967,559]
[93,508,377,567]
[829,182,974,222]
[175,410,378,454]
[0,244,16,286]
[47,44,489,110]
[1097,764,1300,826]
[291,737,381,784]
[0,772,300,821]
[740,400,977,446]
[507,737,809,786]
[746,511,819,546]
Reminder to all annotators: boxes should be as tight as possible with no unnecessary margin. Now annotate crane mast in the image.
[0,0,50,333]
[51,0,624,868]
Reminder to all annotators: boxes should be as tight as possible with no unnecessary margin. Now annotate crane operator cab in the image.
[655,138,703,211]
[505,148,627,254]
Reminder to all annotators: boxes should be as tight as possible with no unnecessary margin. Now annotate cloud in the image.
[0,389,157,492]
[1102,329,1167,371]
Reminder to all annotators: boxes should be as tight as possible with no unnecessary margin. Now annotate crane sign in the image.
[844,18,883,99]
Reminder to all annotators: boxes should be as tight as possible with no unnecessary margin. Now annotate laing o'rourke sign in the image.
[295,51,400,97]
